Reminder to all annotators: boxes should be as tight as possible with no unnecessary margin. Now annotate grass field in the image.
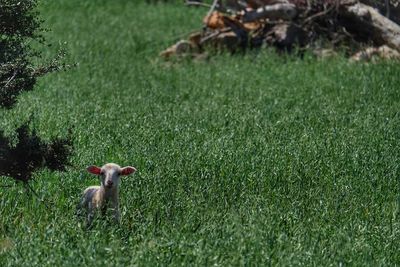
[1,0,400,266]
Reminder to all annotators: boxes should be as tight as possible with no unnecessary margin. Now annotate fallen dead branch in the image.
[340,2,400,49]
[185,1,213,8]
[242,3,298,22]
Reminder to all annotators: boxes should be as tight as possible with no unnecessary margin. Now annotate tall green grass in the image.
[1,1,399,266]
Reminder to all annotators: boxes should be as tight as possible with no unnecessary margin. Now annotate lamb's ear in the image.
[87,165,102,175]
[121,166,136,176]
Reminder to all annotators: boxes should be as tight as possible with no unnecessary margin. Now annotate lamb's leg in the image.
[101,203,107,218]
[76,196,87,218]
[111,201,120,223]
[86,202,94,228]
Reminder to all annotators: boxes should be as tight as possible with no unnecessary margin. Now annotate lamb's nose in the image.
[106,181,113,187]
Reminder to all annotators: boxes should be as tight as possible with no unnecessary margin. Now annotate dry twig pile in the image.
[161,0,400,61]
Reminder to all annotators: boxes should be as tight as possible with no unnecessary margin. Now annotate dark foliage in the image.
[0,0,73,184]
[0,0,68,108]
[0,123,72,183]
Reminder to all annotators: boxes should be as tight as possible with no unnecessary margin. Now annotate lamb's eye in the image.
[100,171,105,175]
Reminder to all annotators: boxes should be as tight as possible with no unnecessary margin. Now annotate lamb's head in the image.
[87,163,136,190]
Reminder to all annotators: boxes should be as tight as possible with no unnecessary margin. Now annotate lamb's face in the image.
[100,163,122,189]
[87,163,136,190]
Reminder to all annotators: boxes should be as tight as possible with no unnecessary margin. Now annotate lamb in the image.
[78,163,136,226]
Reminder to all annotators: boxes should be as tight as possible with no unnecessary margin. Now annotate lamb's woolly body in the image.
[82,186,118,209]
[81,185,120,224]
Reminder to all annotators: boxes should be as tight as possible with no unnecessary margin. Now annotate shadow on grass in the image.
[0,121,73,193]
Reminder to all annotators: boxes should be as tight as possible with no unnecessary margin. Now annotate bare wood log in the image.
[341,2,400,50]
[242,3,297,22]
